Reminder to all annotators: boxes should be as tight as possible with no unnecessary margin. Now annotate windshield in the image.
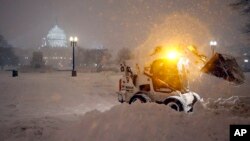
[150,59,188,93]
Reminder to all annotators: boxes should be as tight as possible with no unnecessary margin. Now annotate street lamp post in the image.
[70,36,78,77]
[210,40,217,55]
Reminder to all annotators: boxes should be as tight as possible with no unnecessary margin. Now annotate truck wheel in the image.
[165,99,184,112]
[129,96,147,104]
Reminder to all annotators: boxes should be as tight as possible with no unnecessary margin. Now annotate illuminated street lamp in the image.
[70,36,78,76]
[210,40,217,55]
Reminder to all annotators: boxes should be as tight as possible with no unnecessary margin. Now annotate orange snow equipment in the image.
[201,53,245,85]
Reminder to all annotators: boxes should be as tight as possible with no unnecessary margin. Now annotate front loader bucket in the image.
[201,53,245,85]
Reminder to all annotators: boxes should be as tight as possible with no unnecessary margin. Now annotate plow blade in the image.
[201,53,245,85]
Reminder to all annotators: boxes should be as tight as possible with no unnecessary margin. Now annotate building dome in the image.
[47,25,67,48]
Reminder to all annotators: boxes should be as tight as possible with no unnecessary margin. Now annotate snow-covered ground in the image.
[0,71,120,141]
[0,71,249,141]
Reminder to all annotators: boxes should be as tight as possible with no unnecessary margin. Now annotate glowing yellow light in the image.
[166,50,180,60]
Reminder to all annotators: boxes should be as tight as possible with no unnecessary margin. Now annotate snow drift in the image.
[54,102,250,141]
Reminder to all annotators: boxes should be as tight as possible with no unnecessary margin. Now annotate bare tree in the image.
[76,48,112,71]
[231,0,250,36]
[0,34,19,70]
[116,47,132,63]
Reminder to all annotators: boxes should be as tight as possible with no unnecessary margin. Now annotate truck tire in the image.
[164,99,184,112]
[129,95,147,104]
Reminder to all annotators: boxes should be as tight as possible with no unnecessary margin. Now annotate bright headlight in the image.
[166,50,180,60]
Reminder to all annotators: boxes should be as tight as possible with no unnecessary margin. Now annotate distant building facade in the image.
[14,24,113,71]
[39,24,71,69]
[14,25,71,69]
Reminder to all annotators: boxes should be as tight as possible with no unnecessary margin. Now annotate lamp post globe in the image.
[210,40,217,55]
[74,37,78,42]
[69,36,74,42]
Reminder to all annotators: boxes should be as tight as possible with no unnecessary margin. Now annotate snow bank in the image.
[0,117,64,141]
[54,103,250,141]
[204,96,250,117]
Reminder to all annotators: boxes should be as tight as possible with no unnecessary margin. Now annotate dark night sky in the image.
[0,0,248,54]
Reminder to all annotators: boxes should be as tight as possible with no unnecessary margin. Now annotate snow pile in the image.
[203,96,250,117]
[0,117,64,141]
[54,103,250,141]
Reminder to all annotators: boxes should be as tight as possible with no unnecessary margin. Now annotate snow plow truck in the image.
[116,45,245,112]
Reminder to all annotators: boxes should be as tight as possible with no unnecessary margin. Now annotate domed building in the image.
[46,25,67,48]
[37,24,72,69]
